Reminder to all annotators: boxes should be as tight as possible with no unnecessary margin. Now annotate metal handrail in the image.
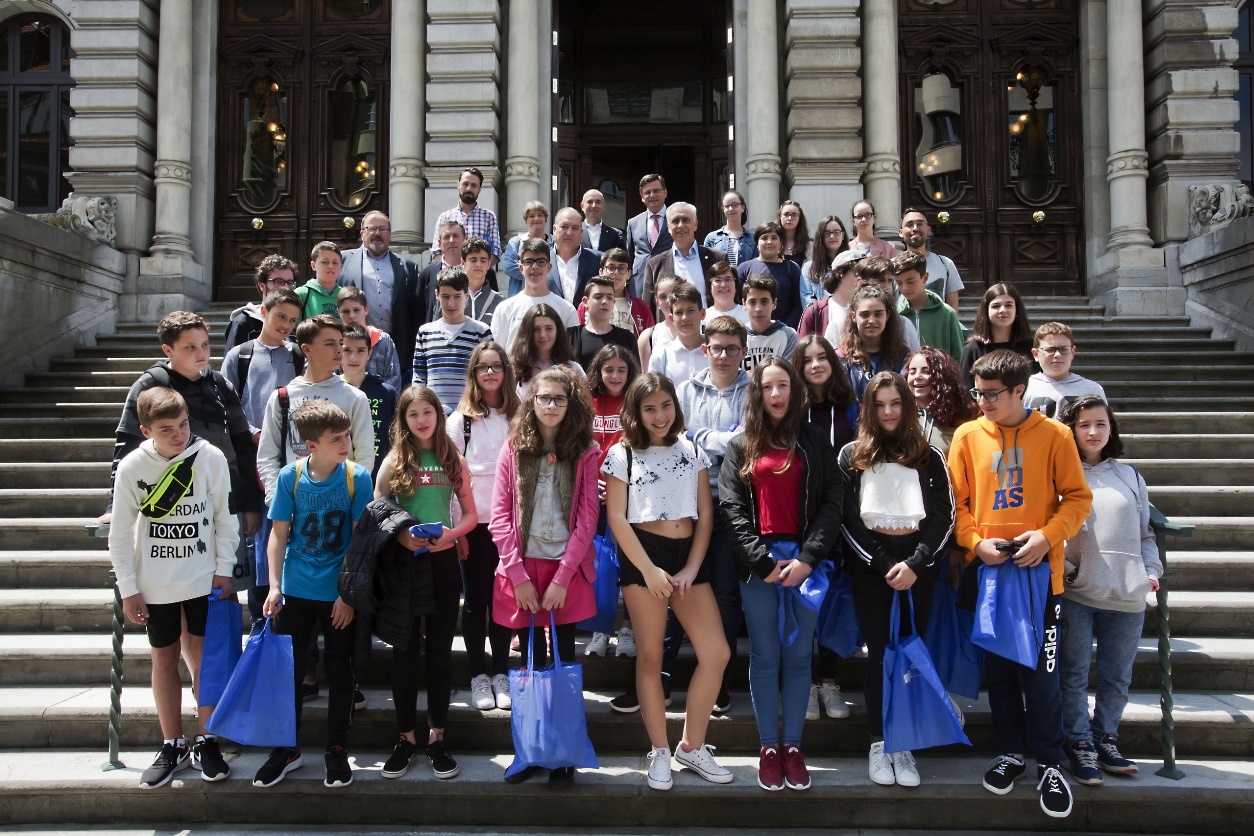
[87,522,125,771]
[1149,503,1193,781]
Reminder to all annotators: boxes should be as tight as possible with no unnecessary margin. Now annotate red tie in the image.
[649,214,660,248]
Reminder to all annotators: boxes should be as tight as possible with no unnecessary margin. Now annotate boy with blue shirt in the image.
[255,400,372,790]
[341,325,397,480]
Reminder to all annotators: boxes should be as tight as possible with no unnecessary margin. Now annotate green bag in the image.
[138,451,199,520]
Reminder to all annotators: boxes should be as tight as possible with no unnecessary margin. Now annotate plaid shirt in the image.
[432,204,502,257]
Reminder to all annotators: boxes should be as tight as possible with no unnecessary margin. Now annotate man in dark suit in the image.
[339,210,421,380]
[549,207,603,305]
[624,173,672,299]
[413,219,500,326]
[580,188,625,253]
[641,201,720,309]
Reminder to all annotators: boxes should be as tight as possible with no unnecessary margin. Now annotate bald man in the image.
[580,188,626,252]
[549,206,604,305]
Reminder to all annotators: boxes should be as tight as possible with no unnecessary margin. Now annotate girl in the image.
[585,344,642,658]
[906,347,978,453]
[839,285,910,401]
[603,373,732,791]
[719,358,842,792]
[447,341,520,712]
[1057,395,1161,784]
[637,275,681,371]
[848,200,897,260]
[792,335,858,722]
[777,199,811,269]
[703,190,757,268]
[376,386,479,781]
[958,282,1039,389]
[800,215,849,311]
[838,372,954,789]
[489,365,601,786]
[510,303,586,393]
[704,261,749,325]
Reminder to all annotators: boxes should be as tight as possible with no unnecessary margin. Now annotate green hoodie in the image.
[295,278,342,321]
[897,290,963,361]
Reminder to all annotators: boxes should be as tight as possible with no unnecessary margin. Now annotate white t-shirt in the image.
[445,407,510,517]
[601,439,711,524]
[648,339,709,387]
[705,304,750,325]
[492,291,579,355]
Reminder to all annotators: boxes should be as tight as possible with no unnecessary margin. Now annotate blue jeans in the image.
[1059,596,1143,741]
[985,592,1067,767]
[741,573,819,747]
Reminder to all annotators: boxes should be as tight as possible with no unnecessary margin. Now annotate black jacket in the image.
[719,423,844,581]
[339,498,435,650]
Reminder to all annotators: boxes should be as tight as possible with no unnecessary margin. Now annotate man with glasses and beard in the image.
[340,210,422,381]
[225,254,300,353]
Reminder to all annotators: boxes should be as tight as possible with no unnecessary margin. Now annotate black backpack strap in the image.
[236,339,255,389]
[462,414,472,450]
[278,386,291,467]
[289,341,306,375]
[143,365,171,389]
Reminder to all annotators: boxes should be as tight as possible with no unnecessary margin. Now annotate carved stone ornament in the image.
[1187,183,1254,240]
[31,194,119,246]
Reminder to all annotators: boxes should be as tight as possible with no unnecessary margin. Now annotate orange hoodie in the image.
[947,410,1092,595]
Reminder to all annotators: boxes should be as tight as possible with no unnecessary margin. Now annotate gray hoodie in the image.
[1023,372,1107,420]
[676,367,750,498]
[1063,459,1162,613]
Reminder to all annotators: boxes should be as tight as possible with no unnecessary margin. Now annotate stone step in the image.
[1071,365,1254,382]
[0,588,123,632]
[1172,517,1254,551]
[1127,460,1252,487]
[51,357,225,373]
[0,489,109,518]
[0,551,114,589]
[1113,397,1254,411]
[1147,487,1254,517]
[1075,351,1254,367]
[1115,412,1254,433]
[0,403,123,419]
[1103,383,1254,400]
[1,749,1250,832]
[0,518,105,551]
[1146,591,1254,637]
[1169,553,1254,591]
[0,462,111,489]
[1122,435,1254,458]
[0,418,116,439]
[0,439,112,464]
[0,387,133,404]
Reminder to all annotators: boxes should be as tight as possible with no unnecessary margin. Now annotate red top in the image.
[751,446,801,536]
[592,393,625,470]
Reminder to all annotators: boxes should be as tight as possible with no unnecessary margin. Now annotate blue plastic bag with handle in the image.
[882,590,971,754]
[971,560,1051,669]
[922,561,984,699]
[816,565,863,658]
[409,522,445,555]
[772,546,832,647]
[205,617,296,748]
[577,532,619,633]
[198,592,243,707]
[505,612,599,779]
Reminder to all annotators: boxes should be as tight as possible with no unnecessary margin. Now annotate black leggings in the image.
[461,523,513,678]
[392,550,463,732]
[517,621,577,670]
[277,595,355,748]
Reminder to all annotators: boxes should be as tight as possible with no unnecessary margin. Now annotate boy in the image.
[110,388,238,788]
[412,265,493,409]
[295,241,344,321]
[490,237,579,353]
[342,324,397,478]
[648,280,708,385]
[569,275,638,369]
[891,251,964,361]
[741,273,798,371]
[256,315,375,507]
[1024,322,1107,418]
[256,400,372,789]
[463,235,503,328]
[578,247,654,335]
[703,261,749,325]
[947,350,1093,820]
[225,254,298,353]
[336,285,403,392]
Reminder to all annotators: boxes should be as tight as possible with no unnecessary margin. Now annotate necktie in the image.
[649,214,660,248]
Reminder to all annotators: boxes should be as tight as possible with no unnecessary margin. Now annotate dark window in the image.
[1236,5,1253,188]
[1,15,74,211]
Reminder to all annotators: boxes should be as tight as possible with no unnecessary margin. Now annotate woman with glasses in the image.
[776,200,812,270]
[848,201,897,260]
[704,190,757,268]
[801,215,851,311]
[958,282,1039,390]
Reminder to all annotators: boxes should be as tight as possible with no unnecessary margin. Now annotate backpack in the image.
[293,456,355,503]
[143,365,236,433]
[236,339,305,390]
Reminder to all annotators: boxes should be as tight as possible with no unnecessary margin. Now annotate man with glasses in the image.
[642,202,721,310]
[490,237,579,354]
[340,210,422,380]
[226,254,299,353]
[625,174,673,299]
[581,188,625,253]
[899,208,965,313]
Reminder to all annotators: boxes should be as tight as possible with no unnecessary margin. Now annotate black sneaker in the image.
[1067,739,1103,786]
[1095,733,1139,775]
[381,737,418,779]
[982,754,1026,795]
[1037,765,1073,818]
[253,746,303,787]
[549,765,575,785]
[427,739,460,779]
[324,746,353,788]
[192,735,229,782]
[301,681,320,702]
[610,681,672,714]
[353,688,367,711]
[139,741,191,788]
[504,764,544,784]
[712,682,732,715]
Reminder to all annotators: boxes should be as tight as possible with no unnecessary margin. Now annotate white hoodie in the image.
[109,437,238,604]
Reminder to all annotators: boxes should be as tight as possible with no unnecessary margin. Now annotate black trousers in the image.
[277,595,355,748]
[391,551,463,732]
[461,523,513,678]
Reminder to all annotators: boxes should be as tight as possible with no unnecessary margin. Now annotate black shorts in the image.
[145,595,209,649]
[618,527,709,588]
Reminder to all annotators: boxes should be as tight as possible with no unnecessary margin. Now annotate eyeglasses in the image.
[710,276,736,285]
[706,345,744,358]
[641,187,665,197]
[722,202,743,210]
[969,387,1011,403]
[1037,346,1073,357]
[265,278,295,287]
[474,363,504,375]
[520,258,550,268]
[602,265,630,275]
[363,225,391,233]
[822,230,845,238]
[852,213,874,222]
[902,220,928,230]
[534,394,569,407]
[780,212,800,220]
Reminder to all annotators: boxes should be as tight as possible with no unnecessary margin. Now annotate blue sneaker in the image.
[1067,739,1103,786]
[1095,734,1139,775]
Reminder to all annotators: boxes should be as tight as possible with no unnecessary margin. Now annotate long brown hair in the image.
[586,344,640,398]
[777,199,811,257]
[456,340,520,419]
[792,334,856,409]
[849,372,930,472]
[806,214,848,282]
[510,303,575,383]
[737,357,807,480]
[969,282,1032,345]
[510,365,596,460]
[388,385,464,497]
[907,346,977,428]
[620,373,685,449]
[841,285,908,374]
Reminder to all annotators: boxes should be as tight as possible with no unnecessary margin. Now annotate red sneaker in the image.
[782,744,811,790]
[757,745,784,791]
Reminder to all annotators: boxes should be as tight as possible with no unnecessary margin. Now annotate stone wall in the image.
[1179,215,1254,352]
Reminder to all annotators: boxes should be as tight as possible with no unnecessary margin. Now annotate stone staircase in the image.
[0,299,1252,831]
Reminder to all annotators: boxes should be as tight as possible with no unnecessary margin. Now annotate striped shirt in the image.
[411,318,493,410]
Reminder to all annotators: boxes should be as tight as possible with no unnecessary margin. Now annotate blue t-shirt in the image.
[268,459,372,601]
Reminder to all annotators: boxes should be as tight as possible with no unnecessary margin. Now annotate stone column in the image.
[389,0,427,254]
[504,0,542,236]
[861,0,900,240]
[1104,0,1153,250]
[149,0,194,257]
[743,0,781,226]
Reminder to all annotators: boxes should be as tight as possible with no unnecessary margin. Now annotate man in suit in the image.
[413,220,501,326]
[580,188,625,252]
[642,202,720,309]
[549,207,603,305]
[339,210,421,380]
[625,173,672,299]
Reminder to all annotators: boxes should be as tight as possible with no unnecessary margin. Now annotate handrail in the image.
[87,522,125,772]
[1148,503,1193,781]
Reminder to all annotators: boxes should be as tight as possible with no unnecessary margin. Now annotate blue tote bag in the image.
[971,560,1051,669]
[817,566,863,658]
[577,532,619,634]
[922,563,984,700]
[505,612,599,778]
[883,590,971,754]
[198,593,243,707]
[772,546,832,647]
[205,617,296,748]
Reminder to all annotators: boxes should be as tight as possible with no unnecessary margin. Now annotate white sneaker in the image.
[585,632,609,657]
[805,683,821,721]
[674,742,733,784]
[646,747,673,790]
[949,694,965,729]
[868,741,895,786]
[891,749,921,787]
[470,674,495,710]
[490,674,511,710]
[818,682,850,719]
[615,627,637,657]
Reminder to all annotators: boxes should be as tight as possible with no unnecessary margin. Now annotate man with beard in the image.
[340,210,421,381]
[431,167,502,266]
[899,207,964,313]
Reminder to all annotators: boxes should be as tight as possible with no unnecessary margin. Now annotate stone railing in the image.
[1179,209,1254,352]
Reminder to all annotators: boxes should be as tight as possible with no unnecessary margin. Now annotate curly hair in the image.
[737,357,807,481]
[907,346,977,429]
[969,282,1032,345]
[388,385,464,498]
[511,365,596,461]
[510,303,575,383]
[620,373,685,449]
[586,343,640,398]
[792,334,856,409]
[840,285,908,374]
[848,372,930,472]
[456,340,520,420]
